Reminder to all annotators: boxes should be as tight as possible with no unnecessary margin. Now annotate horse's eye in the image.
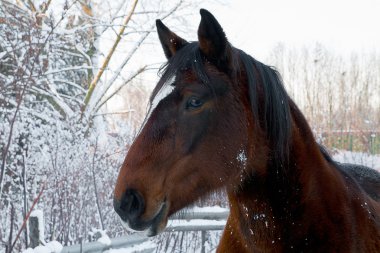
[187,97,203,109]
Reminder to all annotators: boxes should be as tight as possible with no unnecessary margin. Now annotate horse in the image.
[114,9,380,252]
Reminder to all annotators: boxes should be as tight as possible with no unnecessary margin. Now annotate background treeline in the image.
[268,43,380,153]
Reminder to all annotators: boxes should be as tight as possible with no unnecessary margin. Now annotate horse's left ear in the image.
[156,19,188,59]
[198,9,231,66]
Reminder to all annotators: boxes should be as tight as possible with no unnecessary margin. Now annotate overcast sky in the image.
[199,0,380,59]
[109,0,380,110]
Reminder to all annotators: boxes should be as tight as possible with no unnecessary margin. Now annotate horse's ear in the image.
[198,9,230,65]
[156,19,188,59]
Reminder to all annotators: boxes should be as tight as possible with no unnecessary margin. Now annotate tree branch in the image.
[93,65,146,113]
[90,0,186,114]
[9,181,46,253]
[82,0,139,115]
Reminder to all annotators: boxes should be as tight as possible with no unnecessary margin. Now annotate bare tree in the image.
[267,44,380,152]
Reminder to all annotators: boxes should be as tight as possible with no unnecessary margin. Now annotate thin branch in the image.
[75,44,93,72]
[52,79,86,93]
[90,138,105,230]
[93,110,136,118]
[82,0,139,114]
[42,65,93,76]
[27,0,36,12]
[90,30,152,112]
[93,65,146,112]
[90,0,185,113]
[9,181,46,252]
[0,83,28,197]
[41,0,52,14]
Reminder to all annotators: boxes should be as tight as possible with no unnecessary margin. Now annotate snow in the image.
[22,249,35,253]
[253,214,266,220]
[32,246,50,253]
[191,206,228,213]
[168,219,226,227]
[22,241,63,253]
[236,149,248,168]
[333,150,380,171]
[88,229,112,245]
[45,241,63,253]
[105,240,156,253]
[97,232,112,246]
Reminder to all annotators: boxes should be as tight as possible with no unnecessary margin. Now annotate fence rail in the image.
[32,208,229,253]
[61,233,154,253]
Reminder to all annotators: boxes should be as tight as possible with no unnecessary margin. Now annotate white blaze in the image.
[140,75,176,130]
[150,75,176,114]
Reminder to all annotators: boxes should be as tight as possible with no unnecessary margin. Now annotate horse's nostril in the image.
[115,189,145,220]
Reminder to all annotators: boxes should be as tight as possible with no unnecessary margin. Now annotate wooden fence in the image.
[29,208,229,253]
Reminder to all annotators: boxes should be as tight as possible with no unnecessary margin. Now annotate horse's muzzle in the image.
[114,189,167,236]
[114,188,145,224]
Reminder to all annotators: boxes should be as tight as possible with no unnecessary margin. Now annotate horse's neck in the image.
[220,101,380,252]
[225,103,339,250]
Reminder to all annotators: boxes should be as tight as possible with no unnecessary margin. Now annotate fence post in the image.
[29,210,44,248]
[201,231,206,253]
[79,236,83,253]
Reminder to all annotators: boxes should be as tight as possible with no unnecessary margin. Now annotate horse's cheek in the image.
[174,110,210,154]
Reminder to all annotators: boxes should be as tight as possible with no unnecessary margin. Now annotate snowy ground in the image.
[333,150,380,172]
[22,150,379,253]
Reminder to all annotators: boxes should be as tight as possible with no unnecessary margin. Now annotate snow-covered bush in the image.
[0,1,129,251]
[0,0,200,252]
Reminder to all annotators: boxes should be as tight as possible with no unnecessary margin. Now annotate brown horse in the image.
[114,9,380,252]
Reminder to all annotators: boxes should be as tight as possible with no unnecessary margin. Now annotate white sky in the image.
[199,0,380,59]
[109,0,380,111]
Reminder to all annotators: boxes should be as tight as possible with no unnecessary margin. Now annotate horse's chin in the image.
[120,201,169,237]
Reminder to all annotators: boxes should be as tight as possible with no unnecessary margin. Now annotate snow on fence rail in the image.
[60,234,155,253]
[28,207,229,253]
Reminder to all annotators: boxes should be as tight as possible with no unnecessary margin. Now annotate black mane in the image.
[155,42,292,165]
[237,50,291,165]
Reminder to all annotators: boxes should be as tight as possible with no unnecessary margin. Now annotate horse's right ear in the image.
[156,20,188,59]
[198,9,230,66]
